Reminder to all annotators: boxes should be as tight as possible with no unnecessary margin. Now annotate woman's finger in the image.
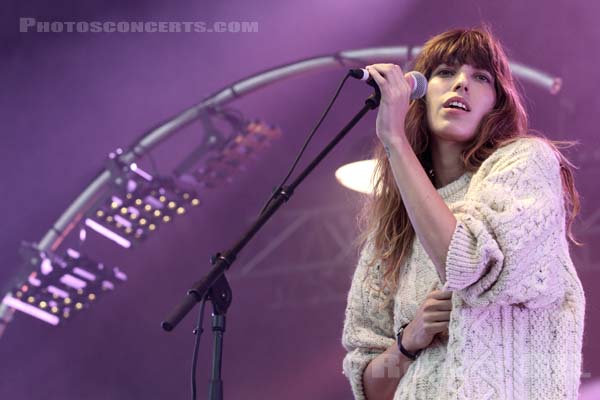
[425,321,450,333]
[429,290,453,300]
[424,311,451,322]
[385,64,408,90]
[365,65,387,87]
[431,300,452,311]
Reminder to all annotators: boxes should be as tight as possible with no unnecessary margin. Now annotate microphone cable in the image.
[190,294,208,400]
[257,71,355,216]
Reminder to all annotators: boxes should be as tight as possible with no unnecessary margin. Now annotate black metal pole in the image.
[208,313,225,400]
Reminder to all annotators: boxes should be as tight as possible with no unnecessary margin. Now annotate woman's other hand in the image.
[402,289,452,352]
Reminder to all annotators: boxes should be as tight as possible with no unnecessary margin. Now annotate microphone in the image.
[349,68,427,100]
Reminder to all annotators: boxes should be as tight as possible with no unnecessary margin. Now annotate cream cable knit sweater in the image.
[342,137,586,400]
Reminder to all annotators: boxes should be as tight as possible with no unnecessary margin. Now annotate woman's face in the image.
[425,63,496,143]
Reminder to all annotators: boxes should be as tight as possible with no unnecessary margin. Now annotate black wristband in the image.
[396,323,421,361]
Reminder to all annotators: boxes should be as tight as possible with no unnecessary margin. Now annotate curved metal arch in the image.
[36,46,562,252]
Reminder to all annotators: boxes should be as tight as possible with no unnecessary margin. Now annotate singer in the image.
[342,27,585,399]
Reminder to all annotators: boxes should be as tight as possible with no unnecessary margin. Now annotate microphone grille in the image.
[410,72,428,100]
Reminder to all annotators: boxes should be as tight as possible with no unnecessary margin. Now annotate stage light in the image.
[85,218,131,248]
[84,163,200,247]
[1,248,127,326]
[335,159,378,194]
[183,119,282,189]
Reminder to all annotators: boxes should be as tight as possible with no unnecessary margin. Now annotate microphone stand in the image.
[205,273,231,400]
[161,84,381,400]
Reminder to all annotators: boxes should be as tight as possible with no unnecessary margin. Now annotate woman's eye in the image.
[438,69,453,76]
[476,74,491,82]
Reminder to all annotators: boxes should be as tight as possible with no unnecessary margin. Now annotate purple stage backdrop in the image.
[1,1,599,399]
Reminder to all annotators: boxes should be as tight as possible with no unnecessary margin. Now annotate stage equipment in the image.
[335,159,378,194]
[2,245,126,326]
[85,160,201,248]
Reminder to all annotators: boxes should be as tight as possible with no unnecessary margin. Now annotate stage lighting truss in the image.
[84,161,201,249]
[0,114,280,330]
[1,247,126,326]
[182,118,282,189]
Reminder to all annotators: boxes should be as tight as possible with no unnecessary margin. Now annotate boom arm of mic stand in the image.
[161,87,381,332]
[161,255,232,332]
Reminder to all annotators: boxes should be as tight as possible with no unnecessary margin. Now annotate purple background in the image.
[2,1,600,399]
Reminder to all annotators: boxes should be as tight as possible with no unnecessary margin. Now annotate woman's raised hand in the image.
[365,63,412,148]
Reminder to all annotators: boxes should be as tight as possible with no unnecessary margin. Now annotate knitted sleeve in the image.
[442,138,567,308]
[342,241,396,400]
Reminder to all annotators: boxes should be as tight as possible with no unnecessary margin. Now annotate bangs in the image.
[422,30,496,77]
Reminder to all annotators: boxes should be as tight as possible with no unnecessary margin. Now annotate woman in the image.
[342,27,585,400]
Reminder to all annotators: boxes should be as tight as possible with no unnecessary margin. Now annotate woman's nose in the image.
[453,73,469,92]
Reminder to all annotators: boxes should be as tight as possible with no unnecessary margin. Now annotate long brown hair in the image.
[359,26,581,289]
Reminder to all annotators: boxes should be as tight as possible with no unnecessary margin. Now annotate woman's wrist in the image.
[400,333,421,354]
[381,135,412,162]
[401,321,425,353]
[381,133,408,150]
[397,323,422,360]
